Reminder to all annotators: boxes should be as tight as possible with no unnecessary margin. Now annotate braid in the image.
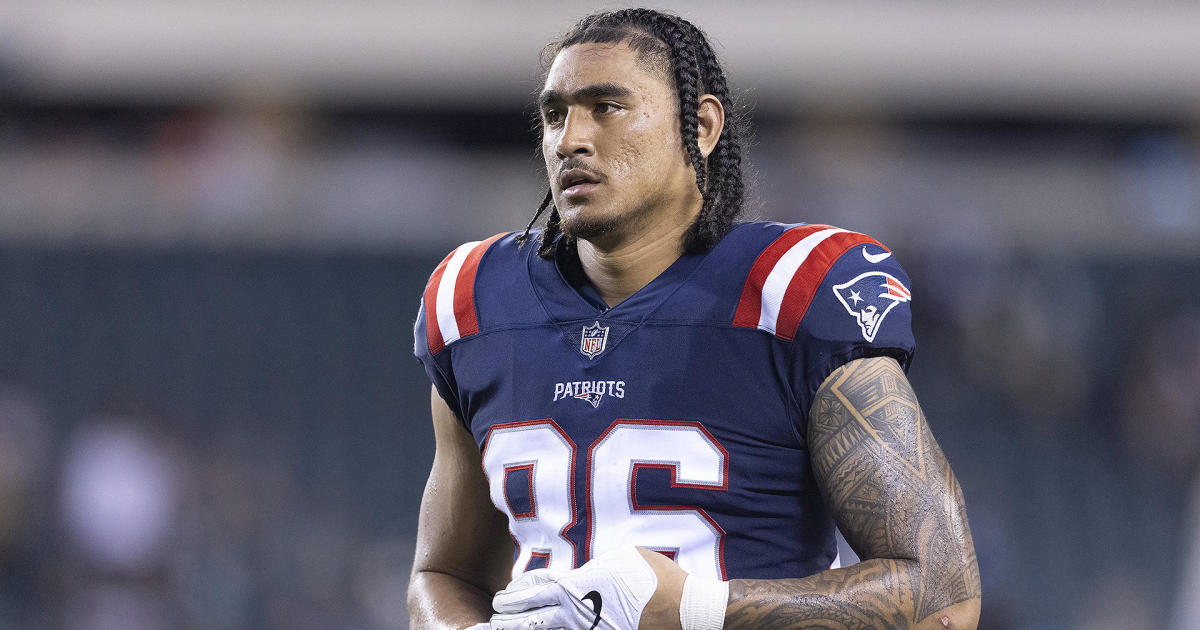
[518,188,555,250]
[525,8,749,258]
[540,204,562,258]
[682,27,746,253]
[651,13,707,196]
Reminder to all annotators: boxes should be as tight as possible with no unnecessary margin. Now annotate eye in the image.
[542,108,564,126]
[595,102,621,115]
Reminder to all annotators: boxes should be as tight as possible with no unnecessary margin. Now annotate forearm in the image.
[725,558,980,629]
[408,569,495,630]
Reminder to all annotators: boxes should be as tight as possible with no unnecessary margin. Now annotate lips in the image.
[559,168,601,197]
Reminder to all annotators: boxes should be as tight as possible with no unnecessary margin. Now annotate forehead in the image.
[543,42,670,96]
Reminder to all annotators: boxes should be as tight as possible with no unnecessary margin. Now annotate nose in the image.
[554,108,595,159]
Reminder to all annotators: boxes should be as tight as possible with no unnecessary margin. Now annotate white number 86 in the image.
[481,419,728,581]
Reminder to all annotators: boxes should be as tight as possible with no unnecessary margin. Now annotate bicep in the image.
[807,356,979,593]
[412,385,514,593]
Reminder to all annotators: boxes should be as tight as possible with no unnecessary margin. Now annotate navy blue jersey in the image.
[414,222,915,582]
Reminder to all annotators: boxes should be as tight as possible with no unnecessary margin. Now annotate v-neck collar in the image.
[528,235,706,324]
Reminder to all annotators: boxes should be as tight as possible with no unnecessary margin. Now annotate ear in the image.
[696,93,725,159]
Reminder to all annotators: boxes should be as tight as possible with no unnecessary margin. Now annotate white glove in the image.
[488,546,657,630]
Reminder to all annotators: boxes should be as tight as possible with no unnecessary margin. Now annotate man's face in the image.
[539,42,696,242]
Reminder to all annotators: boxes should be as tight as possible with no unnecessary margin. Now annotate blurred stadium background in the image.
[1,2,1199,628]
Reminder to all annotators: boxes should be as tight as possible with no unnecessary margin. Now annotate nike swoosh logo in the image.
[583,590,603,630]
[862,247,891,264]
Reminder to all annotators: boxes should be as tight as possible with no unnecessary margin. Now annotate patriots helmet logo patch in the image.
[833,272,911,342]
[579,321,610,359]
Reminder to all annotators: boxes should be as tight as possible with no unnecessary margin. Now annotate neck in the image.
[576,206,698,307]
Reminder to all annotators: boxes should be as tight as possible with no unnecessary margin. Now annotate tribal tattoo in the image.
[725,356,981,629]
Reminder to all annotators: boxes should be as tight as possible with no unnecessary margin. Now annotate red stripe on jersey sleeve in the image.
[732,224,834,329]
[773,232,884,341]
[422,249,458,355]
[452,232,507,339]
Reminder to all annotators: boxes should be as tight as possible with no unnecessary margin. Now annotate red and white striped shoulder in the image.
[421,233,507,354]
[732,224,886,341]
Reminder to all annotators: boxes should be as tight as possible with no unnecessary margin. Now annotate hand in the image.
[488,546,661,630]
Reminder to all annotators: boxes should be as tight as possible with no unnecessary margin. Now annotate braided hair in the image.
[519,8,748,258]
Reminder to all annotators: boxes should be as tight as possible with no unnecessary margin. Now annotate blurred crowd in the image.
[0,237,436,630]
[0,384,416,630]
[0,100,542,252]
[0,99,1198,629]
[3,96,1199,256]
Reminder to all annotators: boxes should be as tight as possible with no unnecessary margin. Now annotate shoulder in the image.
[722,222,916,411]
[417,231,522,355]
[726,221,907,342]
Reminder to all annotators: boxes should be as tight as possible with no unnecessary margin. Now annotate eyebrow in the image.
[538,83,634,109]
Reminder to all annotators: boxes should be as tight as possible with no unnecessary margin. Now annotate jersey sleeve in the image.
[412,233,508,426]
[794,239,915,401]
[414,295,463,421]
[730,224,916,420]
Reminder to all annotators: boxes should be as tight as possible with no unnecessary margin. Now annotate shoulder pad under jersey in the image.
[417,232,509,355]
[730,223,896,341]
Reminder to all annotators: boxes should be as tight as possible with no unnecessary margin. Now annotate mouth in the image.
[558,168,602,198]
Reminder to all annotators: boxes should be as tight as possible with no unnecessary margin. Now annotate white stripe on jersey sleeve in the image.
[434,240,481,346]
[757,228,847,334]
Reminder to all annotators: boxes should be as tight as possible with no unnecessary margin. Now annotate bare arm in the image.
[723,356,981,629]
[408,386,515,629]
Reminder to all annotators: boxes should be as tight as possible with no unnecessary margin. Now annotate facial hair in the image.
[558,209,620,241]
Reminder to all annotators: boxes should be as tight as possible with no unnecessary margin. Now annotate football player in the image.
[409,8,980,629]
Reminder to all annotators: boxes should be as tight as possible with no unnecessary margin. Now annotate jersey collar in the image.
[527,235,706,325]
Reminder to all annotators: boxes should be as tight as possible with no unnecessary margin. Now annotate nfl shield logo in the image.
[579,321,609,359]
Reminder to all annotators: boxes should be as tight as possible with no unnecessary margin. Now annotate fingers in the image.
[494,569,566,614]
[505,567,561,591]
[489,605,568,630]
[583,547,657,602]
[489,547,657,630]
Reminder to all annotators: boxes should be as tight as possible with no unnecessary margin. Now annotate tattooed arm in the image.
[719,355,981,629]
[636,356,980,629]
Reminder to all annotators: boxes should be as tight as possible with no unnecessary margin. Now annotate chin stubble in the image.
[560,213,620,241]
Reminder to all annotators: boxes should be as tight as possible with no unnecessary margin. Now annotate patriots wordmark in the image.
[553,380,626,409]
[580,321,610,359]
[832,271,911,342]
